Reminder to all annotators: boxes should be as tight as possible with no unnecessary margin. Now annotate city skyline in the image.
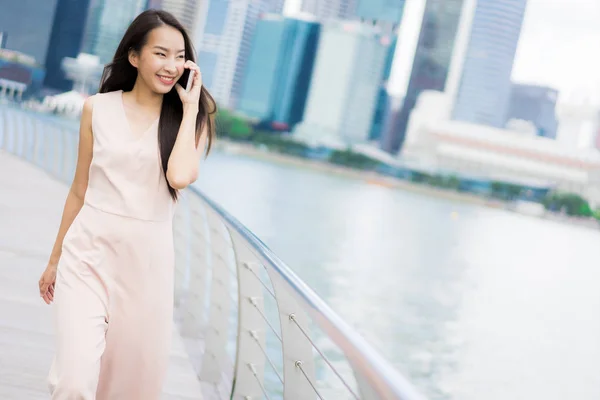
[303,0,600,104]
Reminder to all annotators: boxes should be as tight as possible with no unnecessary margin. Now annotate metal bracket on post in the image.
[265,270,317,400]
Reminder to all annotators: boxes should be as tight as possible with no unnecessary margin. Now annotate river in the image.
[195,150,600,400]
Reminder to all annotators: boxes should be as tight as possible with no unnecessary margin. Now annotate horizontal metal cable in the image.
[248,296,282,343]
[290,314,360,400]
[249,330,283,384]
[248,363,272,400]
[296,361,325,400]
[244,262,276,299]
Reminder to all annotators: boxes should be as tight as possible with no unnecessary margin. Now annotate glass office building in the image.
[451,0,527,128]
[44,0,92,92]
[81,0,147,64]
[237,14,320,131]
[0,0,58,64]
[381,0,465,154]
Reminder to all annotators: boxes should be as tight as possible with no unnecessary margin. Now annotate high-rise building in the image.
[368,35,396,141]
[294,20,392,145]
[81,0,147,64]
[44,0,93,92]
[198,0,283,109]
[147,0,202,35]
[299,0,357,20]
[237,13,320,131]
[506,83,559,139]
[556,101,600,149]
[355,0,405,23]
[0,0,59,64]
[381,0,465,154]
[450,0,527,128]
[353,0,406,141]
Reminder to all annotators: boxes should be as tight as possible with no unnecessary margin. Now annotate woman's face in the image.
[132,25,187,94]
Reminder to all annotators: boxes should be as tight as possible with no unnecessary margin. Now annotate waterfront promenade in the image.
[0,151,203,399]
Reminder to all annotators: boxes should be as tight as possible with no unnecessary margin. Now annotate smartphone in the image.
[185,69,195,92]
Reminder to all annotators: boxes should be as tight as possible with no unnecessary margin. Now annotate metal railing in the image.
[0,103,425,400]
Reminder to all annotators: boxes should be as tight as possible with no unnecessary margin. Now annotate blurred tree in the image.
[542,191,592,217]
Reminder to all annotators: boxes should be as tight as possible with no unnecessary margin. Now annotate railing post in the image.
[173,193,191,308]
[178,193,211,339]
[51,127,61,176]
[5,109,15,153]
[15,111,25,157]
[0,108,5,149]
[32,119,42,166]
[229,231,267,399]
[265,270,317,400]
[200,208,234,384]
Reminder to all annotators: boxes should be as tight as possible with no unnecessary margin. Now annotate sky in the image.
[284,0,600,106]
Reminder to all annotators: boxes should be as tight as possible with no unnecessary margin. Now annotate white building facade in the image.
[294,21,392,146]
[402,90,600,206]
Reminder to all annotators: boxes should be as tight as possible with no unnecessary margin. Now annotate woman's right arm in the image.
[47,96,95,267]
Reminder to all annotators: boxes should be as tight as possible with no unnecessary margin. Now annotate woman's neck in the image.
[126,80,163,114]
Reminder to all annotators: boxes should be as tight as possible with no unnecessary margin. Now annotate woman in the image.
[37,9,216,399]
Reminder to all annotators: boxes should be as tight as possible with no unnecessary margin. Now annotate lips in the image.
[157,75,175,85]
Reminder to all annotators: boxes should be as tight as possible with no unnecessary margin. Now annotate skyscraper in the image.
[355,0,405,23]
[299,0,357,20]
[44,0,93,92]
[381,0,465,154]
[81,0,147,64]
[294,20,392,145]
[147,0,202,35]
[368,35,396,141]
[353,0,406,141]
[450,0,527,128]
[237,14,320,131]
[506,83,558,139]
[198,0,284,109]
[0,0,59,64]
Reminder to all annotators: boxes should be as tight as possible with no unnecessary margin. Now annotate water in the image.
[195,151,600,400]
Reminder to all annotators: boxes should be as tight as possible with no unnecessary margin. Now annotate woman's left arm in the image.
[167,61,207,189]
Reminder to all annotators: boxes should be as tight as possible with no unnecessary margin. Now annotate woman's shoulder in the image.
[81,90,121,125]
[83,90,122,112]
[90,90,122,103]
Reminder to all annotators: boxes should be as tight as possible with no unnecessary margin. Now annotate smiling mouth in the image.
[157,75,176,85]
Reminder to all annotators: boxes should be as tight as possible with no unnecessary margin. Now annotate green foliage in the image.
[252,132,310,156]
[426,174,461,189]
[328,148,381,170]
[490,181,523,201]
[216,108,252,140]
[542,191,592,217]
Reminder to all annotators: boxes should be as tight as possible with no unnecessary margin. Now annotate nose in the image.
[163,59,178,75]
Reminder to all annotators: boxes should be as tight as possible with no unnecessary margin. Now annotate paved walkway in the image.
[0,151,203,399]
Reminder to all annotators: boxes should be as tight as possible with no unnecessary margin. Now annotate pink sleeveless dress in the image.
[47,90,176,399]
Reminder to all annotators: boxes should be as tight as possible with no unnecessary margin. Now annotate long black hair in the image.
[98,9,217,200]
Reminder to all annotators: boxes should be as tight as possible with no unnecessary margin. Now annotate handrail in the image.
[189,186,425,400]
[0,103,426,400]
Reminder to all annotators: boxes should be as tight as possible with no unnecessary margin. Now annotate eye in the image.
[156,52,166,57]
[177,55,185,59]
